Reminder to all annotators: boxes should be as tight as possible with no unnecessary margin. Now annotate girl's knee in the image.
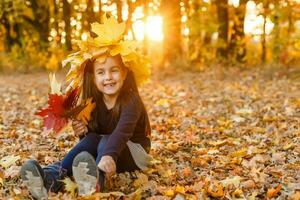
[80,132,101,143]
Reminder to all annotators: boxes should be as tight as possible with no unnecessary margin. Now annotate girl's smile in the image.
[93,56,127,99]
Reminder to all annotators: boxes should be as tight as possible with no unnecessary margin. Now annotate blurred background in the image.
[0,0,299,73]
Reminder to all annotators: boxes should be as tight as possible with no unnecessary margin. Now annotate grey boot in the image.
[72,151,98,196]
[20,160,48,200]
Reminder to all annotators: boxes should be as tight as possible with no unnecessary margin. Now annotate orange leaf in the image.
[207,181,224,198]
[76,98,96,125]
[267,185,282,198]
[175,185,185,194]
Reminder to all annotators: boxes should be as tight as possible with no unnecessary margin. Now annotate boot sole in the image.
[20,160,48,200]
[72,152,98,196]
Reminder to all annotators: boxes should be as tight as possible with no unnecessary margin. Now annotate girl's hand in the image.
[72,119,88,137]
[98,155,116,177]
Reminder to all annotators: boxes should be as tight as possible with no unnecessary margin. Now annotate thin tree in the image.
[229,0,247,63]
[116,0,123,22]
[160,0,182,65]
[63,0,72,50]
[22,1,50,48]
[261,0,268,64]
[215,0,229,59]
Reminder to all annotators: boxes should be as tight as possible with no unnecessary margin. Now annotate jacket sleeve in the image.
[102,97,142,162]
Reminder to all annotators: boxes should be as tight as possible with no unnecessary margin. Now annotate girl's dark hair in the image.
[82,56,150,135]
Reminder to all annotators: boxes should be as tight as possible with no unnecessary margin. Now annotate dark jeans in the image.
[43,132,139,193]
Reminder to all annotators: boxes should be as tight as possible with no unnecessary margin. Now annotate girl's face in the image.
[93,56,127,97]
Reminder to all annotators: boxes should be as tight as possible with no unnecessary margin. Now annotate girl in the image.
[20,20,152,198]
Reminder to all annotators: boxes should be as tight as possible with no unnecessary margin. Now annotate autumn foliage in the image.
[36,87,95,134]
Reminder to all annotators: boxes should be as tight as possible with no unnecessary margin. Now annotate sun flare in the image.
[132,15,163,42]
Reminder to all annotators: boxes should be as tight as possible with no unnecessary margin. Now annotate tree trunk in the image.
[87,0,95,30]
[98,0,103,22]
[126,0,134,35]
[160,0,182,65]
[116,0,123,22]
[261,1,268,64]
[63,0,72,50]
[215,0,229,59]
[229,0,247,63]
[52,0,61,44]
[2,13,14,52]
[25,0,50,48]
[143,0,149,54]
[287,2,294,40]
[272,1,280,62]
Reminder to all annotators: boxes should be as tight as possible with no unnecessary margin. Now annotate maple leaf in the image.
[62,177,77,197]
[36,87,80,134]
[36,87,96,134]
[76,98,96,125]
[110,41,139,57]
[91,15,126,46]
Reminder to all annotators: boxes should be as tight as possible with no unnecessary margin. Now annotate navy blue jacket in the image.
[87,95,151,162]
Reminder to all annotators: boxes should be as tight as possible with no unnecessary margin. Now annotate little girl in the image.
[20,16,152,199]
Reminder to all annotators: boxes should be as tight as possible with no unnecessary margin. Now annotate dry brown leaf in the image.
[206,181,224,198]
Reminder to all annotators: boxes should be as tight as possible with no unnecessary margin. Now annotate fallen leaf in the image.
[267,184,282,198]
[231,188,244,198]
[206,181,224,198]
[175,185,185,194]
[220,176,242,188]
[133,172,148,188]
[0,155,20,169]
[241,179,256,189]
[62,177,77,197]
[207,140,227,146]
[165,189,174,197]
[230,148,247,157]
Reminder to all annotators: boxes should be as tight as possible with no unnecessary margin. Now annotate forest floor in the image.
[0,66,299,199]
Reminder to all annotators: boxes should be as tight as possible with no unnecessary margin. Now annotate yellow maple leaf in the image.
[165,189,174,197]
[62,177,77,197]
[92,15,125,46]
[230,148,248,157]
[76,98,96,125]
[110,41,139,57]
[175,185,185,194]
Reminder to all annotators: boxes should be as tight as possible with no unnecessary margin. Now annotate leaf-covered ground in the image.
[0,67,299,199]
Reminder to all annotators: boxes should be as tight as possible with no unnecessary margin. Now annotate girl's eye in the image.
[97,71,104,75]
[112,68,119,72]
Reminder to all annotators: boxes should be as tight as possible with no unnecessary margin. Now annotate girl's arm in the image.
[102,96,142,162]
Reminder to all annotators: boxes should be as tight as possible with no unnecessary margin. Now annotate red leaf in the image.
[36,87,80,134]
[63,87,79,110]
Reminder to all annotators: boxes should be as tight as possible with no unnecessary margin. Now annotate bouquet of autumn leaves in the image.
[36,74,95,134]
